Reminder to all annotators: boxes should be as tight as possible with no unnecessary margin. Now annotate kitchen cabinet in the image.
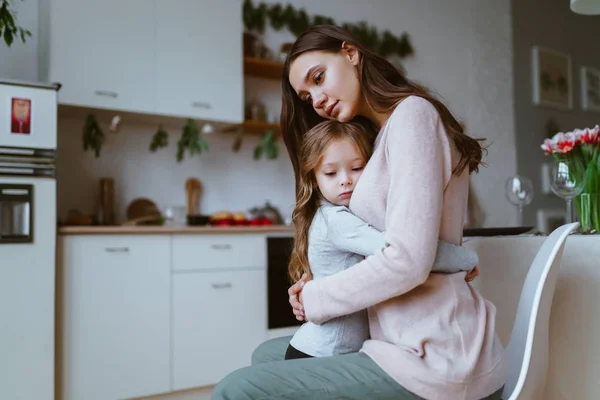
[172,269,267,390]
[44,0,156,114]
[59,235,171,400]
[58,232,270,398]
[155,0,243,123]
[41,0,244,123]
[170,233,267,389]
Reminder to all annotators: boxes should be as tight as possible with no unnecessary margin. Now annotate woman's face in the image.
[288,48,362,123]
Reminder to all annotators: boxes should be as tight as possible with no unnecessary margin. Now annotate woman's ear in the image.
[341,41,359,66]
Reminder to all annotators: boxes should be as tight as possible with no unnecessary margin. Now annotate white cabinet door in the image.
[47,0,155,114]
[59,235,171,400]
[172,269,267,390]
[155,0,243,123]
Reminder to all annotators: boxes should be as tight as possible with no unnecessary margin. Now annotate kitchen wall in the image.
[512,0,600,226]
[2,0,518,227]
[248,0,517,227]
[0,0,39,81]
[56,116,296,222]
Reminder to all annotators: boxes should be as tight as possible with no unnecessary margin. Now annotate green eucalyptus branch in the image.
[176,119,209,162]
[254,129,278,160]
[242,0,414,59]
[150,125,169,152]
[82,114,104,158]
[0,0,32,47]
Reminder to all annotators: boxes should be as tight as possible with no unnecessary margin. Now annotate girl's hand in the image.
[465,266,479,283]
[288,273,309,321]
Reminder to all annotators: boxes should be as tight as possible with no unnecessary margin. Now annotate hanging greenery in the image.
[0,0,32,47]
[176,119,209,162]
[242,0,414,59]
[82,114,104,158]
[150,125,169,152]
[254,129,278,160]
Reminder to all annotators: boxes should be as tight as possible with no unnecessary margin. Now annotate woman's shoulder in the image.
[389,96,440,123]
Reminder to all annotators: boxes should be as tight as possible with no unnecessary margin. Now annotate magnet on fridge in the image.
[10,97,32,135]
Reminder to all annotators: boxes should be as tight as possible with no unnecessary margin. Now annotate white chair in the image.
[502,222,580,399]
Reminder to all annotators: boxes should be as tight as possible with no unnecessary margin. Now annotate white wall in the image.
[244,0,517,227]
[465,0,518,227]
[0,0,39,81]
[56,117,296,222]
[2,0,517,227]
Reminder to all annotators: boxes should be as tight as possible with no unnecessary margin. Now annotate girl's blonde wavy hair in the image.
[288,119,375,283]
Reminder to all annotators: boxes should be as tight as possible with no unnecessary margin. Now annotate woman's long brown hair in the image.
[281,25,486,193]
[288,120,374,283]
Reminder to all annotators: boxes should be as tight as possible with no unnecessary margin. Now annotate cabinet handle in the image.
[211,283,232,289]
[192,101,211,109]
[105,247,129,253]
[95,90,118,98]
[211,244,232,250]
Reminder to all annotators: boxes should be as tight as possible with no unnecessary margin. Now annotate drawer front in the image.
[172,235,266,271]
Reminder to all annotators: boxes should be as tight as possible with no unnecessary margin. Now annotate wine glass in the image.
[548,158,585,223]
[505,175,534,226]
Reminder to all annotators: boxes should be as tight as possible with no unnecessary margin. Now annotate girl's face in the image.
[289,48,362,123]
[314,138,366,207]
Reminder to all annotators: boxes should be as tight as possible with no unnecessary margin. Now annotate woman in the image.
[212,25,506,400]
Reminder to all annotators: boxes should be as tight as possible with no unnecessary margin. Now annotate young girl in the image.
[284,119,479,360]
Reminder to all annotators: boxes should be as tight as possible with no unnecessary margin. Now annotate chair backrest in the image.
[503,222,579,400]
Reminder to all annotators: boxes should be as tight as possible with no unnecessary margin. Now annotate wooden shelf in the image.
[244,57,284,80]
[223,120,280,135]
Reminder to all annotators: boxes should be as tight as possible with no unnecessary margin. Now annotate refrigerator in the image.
[0,79,60,400]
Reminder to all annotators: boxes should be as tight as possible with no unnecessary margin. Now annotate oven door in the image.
[267,236,303,330]
[0,183,33,243]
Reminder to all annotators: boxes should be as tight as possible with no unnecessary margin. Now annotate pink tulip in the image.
[579,125,600,145]
[548,132,571,154]
[541,138,555,154]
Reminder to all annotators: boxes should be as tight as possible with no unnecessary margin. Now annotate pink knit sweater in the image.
[302,97,506,400]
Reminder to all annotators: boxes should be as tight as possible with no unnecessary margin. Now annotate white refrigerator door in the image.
[0,81,58,150]
[0,176,55,400]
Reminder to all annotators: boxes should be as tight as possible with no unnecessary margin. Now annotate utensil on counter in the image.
[99,177,115,225]
[185,178,202,216]
[123,198,162,225]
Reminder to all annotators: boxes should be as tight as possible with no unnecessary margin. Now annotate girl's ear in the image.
[341,41,359,66]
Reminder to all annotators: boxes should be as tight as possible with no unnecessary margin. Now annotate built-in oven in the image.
[266,236,303,330]
[0,183,33,243]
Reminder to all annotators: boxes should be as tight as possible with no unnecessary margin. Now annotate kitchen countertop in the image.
[57,225,295,235]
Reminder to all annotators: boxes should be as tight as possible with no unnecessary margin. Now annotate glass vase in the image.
[577,192,600,234]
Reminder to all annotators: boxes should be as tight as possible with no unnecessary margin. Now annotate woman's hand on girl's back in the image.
[288,273,310,321]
